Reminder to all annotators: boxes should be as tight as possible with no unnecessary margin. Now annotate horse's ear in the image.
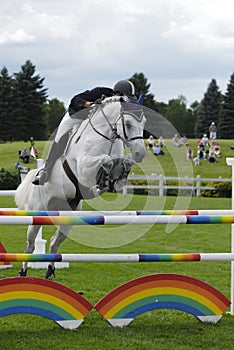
[124,93,145,105]
[137,93,144,105]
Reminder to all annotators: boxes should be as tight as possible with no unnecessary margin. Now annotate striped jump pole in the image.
[1,209,234,216]
[1,252,234,262]
[0,215,234,225]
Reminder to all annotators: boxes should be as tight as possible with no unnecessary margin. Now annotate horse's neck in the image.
[70,104,120,149]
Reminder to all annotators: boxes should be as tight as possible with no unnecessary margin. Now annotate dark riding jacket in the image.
[68,87,113,117]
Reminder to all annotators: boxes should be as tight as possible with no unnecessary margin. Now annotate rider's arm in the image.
[69,87,113,116]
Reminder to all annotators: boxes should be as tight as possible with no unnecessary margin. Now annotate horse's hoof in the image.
[90,185,102,197]
[114,178,128,192]
[45,264,55,280]
[18,268,27,277]
[102,159,113,174]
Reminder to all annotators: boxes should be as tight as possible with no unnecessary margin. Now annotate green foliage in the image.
[219,73,234,139]
[0,67,16,142]
[201,181,232,198]
[163,96,196,137]
[0,167,19,189]
[129,72,157,110]
[194,79,222,138]
[46,98,66,136]
[13,60,48,140]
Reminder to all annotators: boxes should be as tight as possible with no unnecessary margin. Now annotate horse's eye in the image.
[126,123,131,129]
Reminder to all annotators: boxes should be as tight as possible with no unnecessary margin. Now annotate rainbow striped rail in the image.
[0,214,234,225]
[1,209,234,216]
[1,253,234,262]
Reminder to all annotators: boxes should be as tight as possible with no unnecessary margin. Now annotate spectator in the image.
[172,134,182,147]
[153,144,164,156]
[19,147,30,164]
[193,156,200,166]
[208,149,217,163]
[181,135,188,146]
[201,134,209,146]
[197,144,206,159]
[29,136,35,150]
[146,135,155,149]
[209,122,217,140]
[214,145,222,158]
[15,160,23,169]
[158,136,164,148]
[186,147,193,160]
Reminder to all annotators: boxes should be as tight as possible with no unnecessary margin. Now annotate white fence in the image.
[123,174,231,197]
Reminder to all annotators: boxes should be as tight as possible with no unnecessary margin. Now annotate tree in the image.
[46,98,66,136]
[219,73,234,139]
[0,67,16,141]
[129,72,157,110]
[194,79,222,138]
[13,60,48,140]
[163,96,195,137]
[129,73,163,138]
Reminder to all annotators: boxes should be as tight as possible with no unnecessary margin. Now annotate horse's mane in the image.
[101,95,123,104]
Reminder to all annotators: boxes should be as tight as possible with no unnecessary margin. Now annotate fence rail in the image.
[123,174,231,197]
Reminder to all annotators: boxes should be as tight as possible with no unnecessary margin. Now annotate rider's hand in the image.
[94,98,102,104]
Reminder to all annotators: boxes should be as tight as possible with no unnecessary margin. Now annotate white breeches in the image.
[55,112,83,143]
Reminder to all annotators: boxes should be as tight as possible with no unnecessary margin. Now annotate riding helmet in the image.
[113,80,137,100]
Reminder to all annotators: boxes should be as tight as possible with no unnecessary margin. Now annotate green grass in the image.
[0,140,234,349]
[1,139,234,179]
[0,195,234,350]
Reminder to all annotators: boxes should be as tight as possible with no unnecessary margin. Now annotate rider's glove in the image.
[94,98,102,104]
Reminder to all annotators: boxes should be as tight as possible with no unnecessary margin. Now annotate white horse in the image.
[15,96,146,279]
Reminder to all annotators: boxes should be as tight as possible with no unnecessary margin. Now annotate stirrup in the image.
[32,169,47,185]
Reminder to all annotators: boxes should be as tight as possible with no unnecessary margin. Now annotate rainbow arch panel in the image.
[95,274,230,327]
[0,277,93,329]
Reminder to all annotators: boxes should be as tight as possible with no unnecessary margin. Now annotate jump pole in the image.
[0,215,234,225]
[1,253,234,262]
[1,209,234,216]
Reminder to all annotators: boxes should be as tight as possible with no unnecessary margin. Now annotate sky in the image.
[1,0,234,107]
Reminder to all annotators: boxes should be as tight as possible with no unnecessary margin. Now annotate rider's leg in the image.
[32,113,81,185]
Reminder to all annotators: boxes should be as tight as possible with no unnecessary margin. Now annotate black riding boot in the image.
[32,133,70,185]
[32,141,58,185]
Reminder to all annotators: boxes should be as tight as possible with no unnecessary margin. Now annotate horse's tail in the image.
[15,169,37,209]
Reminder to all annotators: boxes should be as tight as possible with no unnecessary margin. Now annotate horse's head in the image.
[90,96,146,163]
[116,101,146,162]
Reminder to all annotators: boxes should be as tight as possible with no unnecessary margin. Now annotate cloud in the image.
[0,0,233,105]
[0,29,34,45]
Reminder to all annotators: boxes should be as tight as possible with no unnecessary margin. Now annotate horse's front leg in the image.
[45,225,72,280]
[78,154,114,196]
[18,225,41,276]
[111,153,134,192]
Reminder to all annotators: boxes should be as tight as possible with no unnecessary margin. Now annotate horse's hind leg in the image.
[18,225,41,276]
[45,225,71,280]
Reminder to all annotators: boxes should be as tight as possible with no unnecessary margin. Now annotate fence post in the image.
[159,174,164,197]
[196,175,201,197]
[226,158,234,314]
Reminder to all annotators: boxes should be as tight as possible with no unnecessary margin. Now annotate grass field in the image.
[1,140,234,349]
[0,194,234,350]
[1,139,234,179]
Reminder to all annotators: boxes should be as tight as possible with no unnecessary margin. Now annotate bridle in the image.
[88,102,144,148]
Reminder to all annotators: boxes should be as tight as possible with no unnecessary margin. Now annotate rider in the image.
[32,80,137,185]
